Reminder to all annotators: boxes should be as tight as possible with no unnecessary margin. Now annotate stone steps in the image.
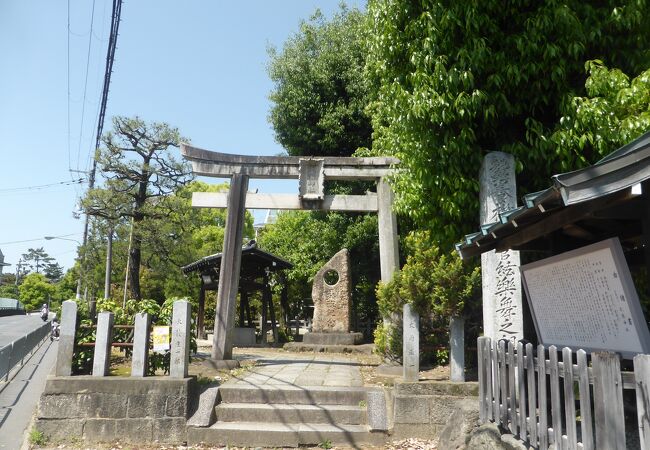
[187,421,386,448]
[186,383,388,447]
[217,383,368,405]
[215,402,367,424]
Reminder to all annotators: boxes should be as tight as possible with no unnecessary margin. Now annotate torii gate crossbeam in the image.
[181,144,400,362]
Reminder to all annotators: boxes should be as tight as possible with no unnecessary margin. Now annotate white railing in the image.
[478,336,650,449]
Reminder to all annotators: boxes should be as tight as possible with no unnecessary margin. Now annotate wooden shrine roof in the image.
[456,131,650,259]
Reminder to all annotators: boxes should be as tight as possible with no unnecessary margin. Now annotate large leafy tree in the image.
[268,5,371,157]
[365,0,650,248]
[552,61,650,161]
[83,116,193,300]
[19,273,55,311]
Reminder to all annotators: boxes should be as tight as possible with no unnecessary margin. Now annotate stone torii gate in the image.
[181,143,400,362]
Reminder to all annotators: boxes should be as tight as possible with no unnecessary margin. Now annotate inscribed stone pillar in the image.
[93,311,114,377]
[402,303,419,382]
[212,174,249,360]
[312,249,352,333]
[170,300,191,378]
[55,300,77,376]
[479,152,523,341]
[131,312,150,377]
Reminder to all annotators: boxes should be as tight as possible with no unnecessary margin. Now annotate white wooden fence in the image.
[478,336,650,450]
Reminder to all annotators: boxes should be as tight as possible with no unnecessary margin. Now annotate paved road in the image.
[0,339,57,450]
[0,315,49,348]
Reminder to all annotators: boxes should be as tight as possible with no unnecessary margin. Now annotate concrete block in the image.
[215,403,365,425]
[39,393,127,419]
[170,300,191,378]
[218,384,367,405]
[56,300,77,376]
[392,423,440,440]
[395,380,479,397]
[84,418,153,443]
[303,332,363,345]
[127,394,166,418]
[131,312,151,377]
[152,417,188,443]
[93,311,114,376]
[429,395,468,425]
[187,386,219,427]
[35,418,84,442]
[44,375,194,396]
[393,395,430,424]
[233,327,256,346]
[165,395,189,417]
[366,389,389,431]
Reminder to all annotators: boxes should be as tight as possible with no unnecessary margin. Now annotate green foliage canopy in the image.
[19,273,56,311]
[552,61,650,163]
[268,6,371,157]
[365,0,650,248]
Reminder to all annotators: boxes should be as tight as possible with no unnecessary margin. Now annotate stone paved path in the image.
[229,354,363,387]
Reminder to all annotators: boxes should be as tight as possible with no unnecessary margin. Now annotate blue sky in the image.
[0,0,365,271]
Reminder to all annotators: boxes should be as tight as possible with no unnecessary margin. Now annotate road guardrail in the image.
[0,321,50,381]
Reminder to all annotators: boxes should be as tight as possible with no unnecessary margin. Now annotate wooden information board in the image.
[520,237,650,358]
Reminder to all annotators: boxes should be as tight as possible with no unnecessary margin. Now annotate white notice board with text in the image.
[520,237,650,358]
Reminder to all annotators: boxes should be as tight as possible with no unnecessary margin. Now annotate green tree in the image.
[268,5,371,157]
[365,0,650,248]
[0,284,20,299]
[552,61,650,162]
[19,273,55,311]
[83,116,193,300]
[259,211,381,333]
[21,248,62,281]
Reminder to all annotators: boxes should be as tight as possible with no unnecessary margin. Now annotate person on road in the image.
[40,303,49,321]
[50,317,60,341]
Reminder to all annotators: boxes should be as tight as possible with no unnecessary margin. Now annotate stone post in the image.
[55,300,77,376]
[131,312,151,377]
[402,303,419,382]
[212,174,249,360]
[170,300,191,378]
[479,152,523,341]
[450,316,465,382]
[377,178,399,283]
[93,311,114,376]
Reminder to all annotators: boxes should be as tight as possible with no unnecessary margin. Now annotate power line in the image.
[0,179,84,193]
[0,234,78,246]
[76,0,98,177]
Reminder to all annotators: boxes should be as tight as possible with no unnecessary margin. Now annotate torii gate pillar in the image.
[212,173,249,360]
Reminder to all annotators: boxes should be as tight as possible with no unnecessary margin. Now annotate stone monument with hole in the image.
[304,248,363,345]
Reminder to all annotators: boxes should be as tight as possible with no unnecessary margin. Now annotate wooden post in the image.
[508,341,517,435]
[516,341,526,441]
[577,349,594,450]
[239,290,247,327]
[562,347,577,449]
[478,336,485,421]
[634,354,650,450]
[498,340,507,425]
[212,174,249,360]
[549,345,562,447]
[537,344,548,450]
[526,343,537,445]
[197,284,206,340]
[593,352,626,449]
[261,288,268,345]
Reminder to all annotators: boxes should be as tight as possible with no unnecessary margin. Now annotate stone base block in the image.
[202,358,241,370]
[303,332,363,345]
[233,327,256,347]
[283,342,374,354]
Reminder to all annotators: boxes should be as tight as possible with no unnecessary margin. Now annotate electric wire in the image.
[0,179,84,194]
[76,0,98,180]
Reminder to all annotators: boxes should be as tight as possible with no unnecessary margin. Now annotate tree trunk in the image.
[128,235,142,300]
